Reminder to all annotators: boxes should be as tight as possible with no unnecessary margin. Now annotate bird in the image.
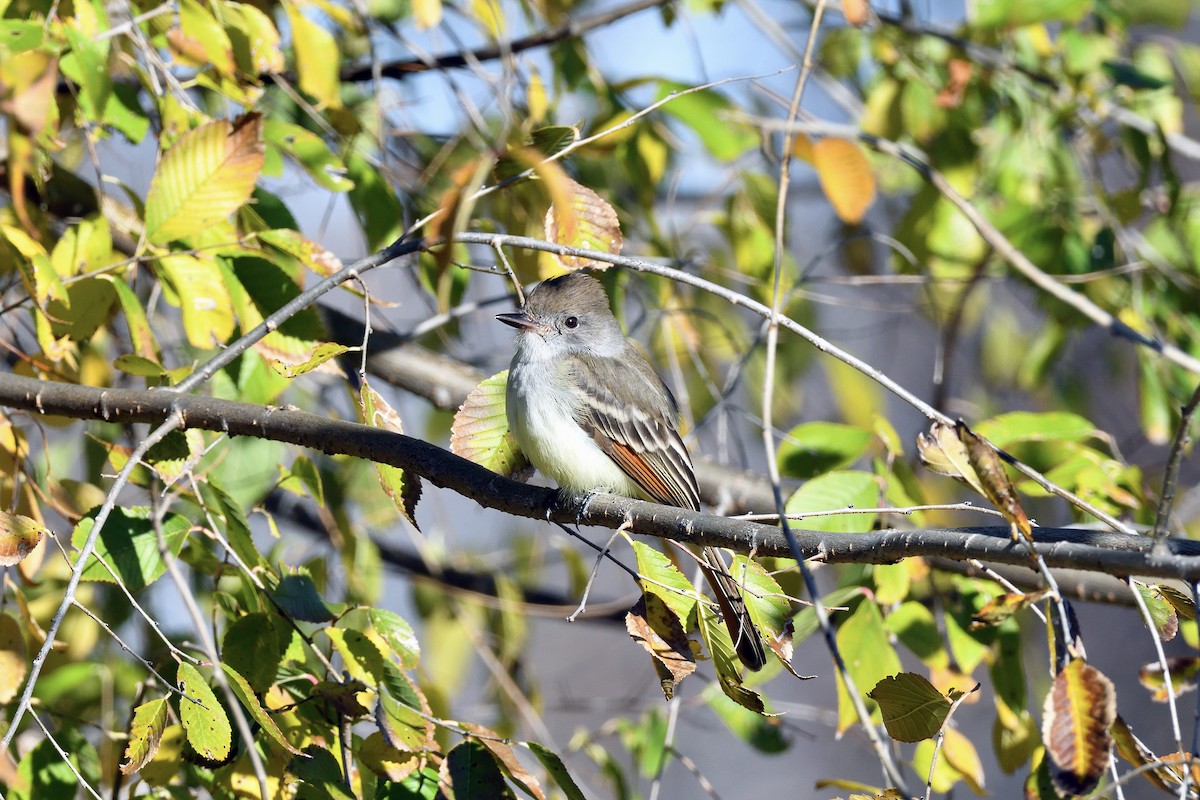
[497,270,767,672]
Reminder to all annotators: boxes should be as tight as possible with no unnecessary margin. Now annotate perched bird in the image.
[498,271,767,671]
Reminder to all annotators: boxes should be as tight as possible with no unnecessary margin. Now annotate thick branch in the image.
[5,373,1200,580]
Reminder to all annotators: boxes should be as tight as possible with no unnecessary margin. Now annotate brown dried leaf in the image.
[958,421,1032,540]
[626,593,696,699]
[1041,659,1116,796]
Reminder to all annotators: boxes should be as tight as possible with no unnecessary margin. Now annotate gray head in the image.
[497,272,625,356]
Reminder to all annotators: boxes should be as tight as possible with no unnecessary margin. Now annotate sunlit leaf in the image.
[71,507,190,591]
[284,3,341,107]
[626,593,696,698]
[144,114,264,243]
[0,612,27,704]
[121,697,169,775]
[544,177,623,270]
[450,371,527,478]
[178,663,232,763]
[0,511,45,566]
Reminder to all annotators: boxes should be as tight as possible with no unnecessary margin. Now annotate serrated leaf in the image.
[1042,659,1116,796]
[544,178,623,270]
[326,627,388,687]
[177,663,232,763]
[836,599,902,733]
[784,470,878,533]
[145,114,264,243]
[262,120,352,192]
[630,540,698,625]
[868,672,952,742]
[0,511,45,566]
[221,613,288,693]
[369,608,420,669]
[778,421,873,480]
[71,507,190,591]
[220,664,303,754]
[272,573,335,622]
[450,371,528,477]
[121,697,169,775]
[1136,584,1180,642]
[360,380,422,525]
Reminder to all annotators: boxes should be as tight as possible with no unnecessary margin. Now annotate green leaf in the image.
[144,114,265,244]
[778,421,872,480]
[973,0,1090,28]
[885,601,949,668]
[1135,584,1180,642]
[630,540,697,626]
[731,555,790,639]
[868,672,952,742]
[221,613,289,692]
[272,573,336,622]
[523,742,587,800]
[784,470,878,533]
[71,507,190,591]
[220,663,303,754]
[121,697,169,775]
[325,627,388,687]
[370,608,421,669]
[177,663,232,763]
[269,341,350,377]
[61,24,111,119]
[974,411,1097,447]
[450,371,528,478]
[698,600,764,713]
[263,120,353,191]
[441,740,516,799]
[655,81,757,162]
[347,151,403,251]
[835,598,902,733]
[704,684,788,752]
[225,1,285,75]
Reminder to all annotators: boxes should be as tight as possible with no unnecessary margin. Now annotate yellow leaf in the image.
[812,137,876,224]
[413,0,442,28]
[284,2,341,107]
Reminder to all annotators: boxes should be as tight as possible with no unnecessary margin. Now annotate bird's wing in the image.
[570,351,701,511]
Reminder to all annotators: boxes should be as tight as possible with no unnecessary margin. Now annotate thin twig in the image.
[1154,381,1200,539]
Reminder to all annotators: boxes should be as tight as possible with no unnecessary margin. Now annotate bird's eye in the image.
[564,316,579,329]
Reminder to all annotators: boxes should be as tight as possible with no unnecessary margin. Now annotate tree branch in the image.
[6,373,1200,580]
[337,0,673,82]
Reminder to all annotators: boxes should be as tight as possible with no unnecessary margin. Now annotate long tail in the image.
[698,546,767,672]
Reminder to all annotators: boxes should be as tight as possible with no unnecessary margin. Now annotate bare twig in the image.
[1154,381,1200,539]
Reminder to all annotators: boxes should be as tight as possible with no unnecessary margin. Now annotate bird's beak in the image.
[496,310,542,334]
